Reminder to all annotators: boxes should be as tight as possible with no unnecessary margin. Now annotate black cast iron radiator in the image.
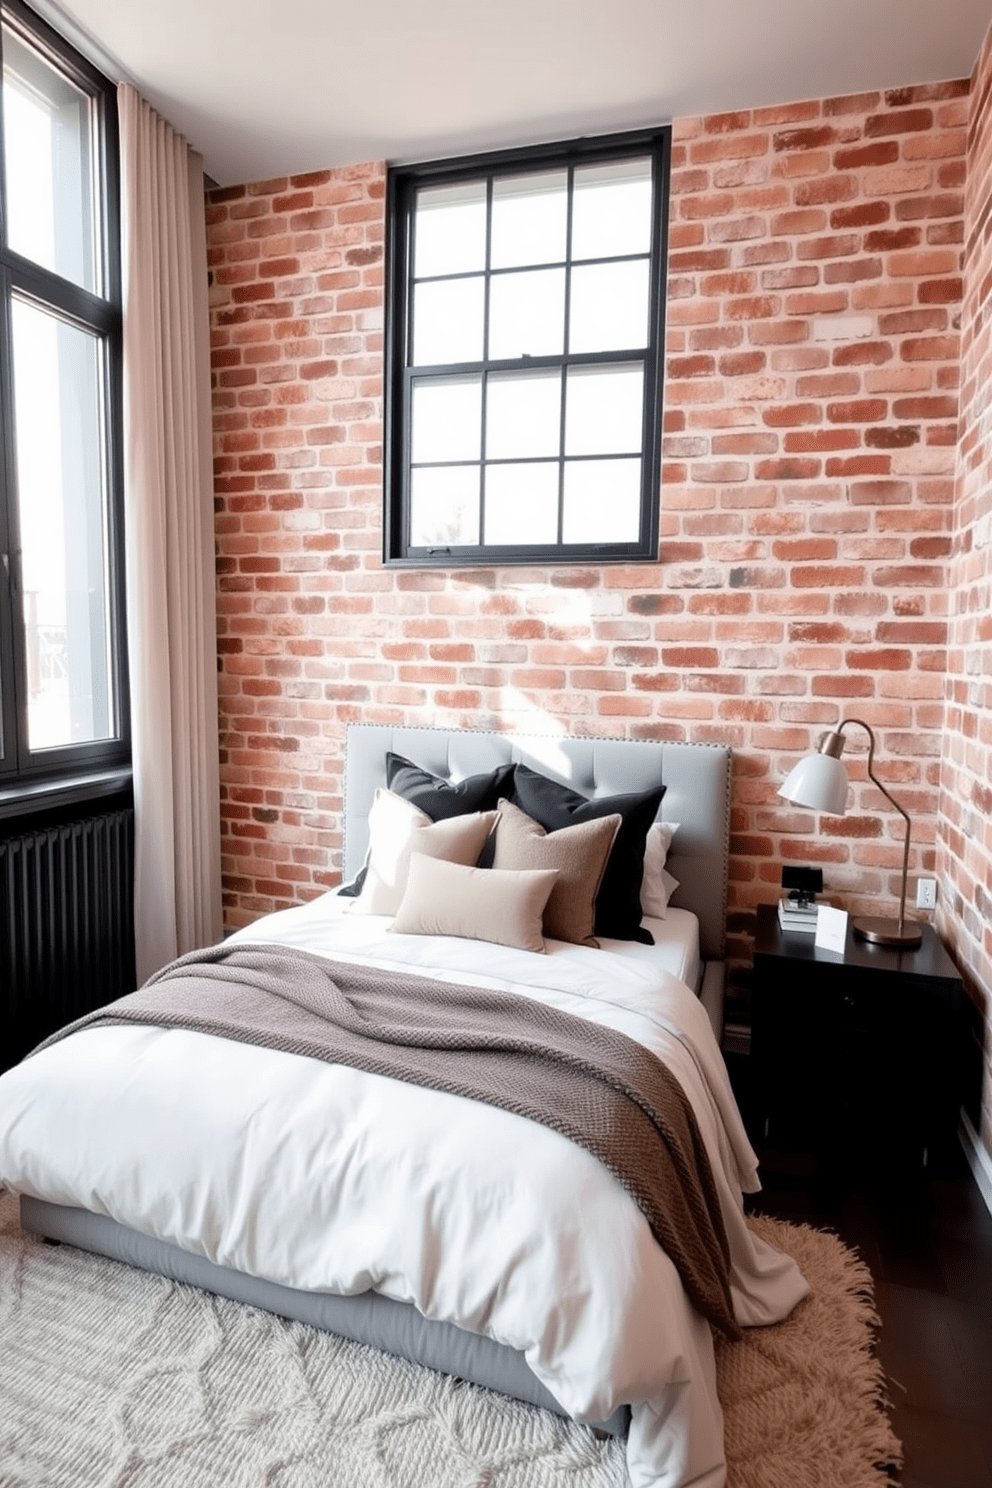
[0,808,136,1069]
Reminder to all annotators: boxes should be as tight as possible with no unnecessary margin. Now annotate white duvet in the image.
[0,895,808,1488]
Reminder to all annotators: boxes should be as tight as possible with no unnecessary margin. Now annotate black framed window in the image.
[384,128,671,567]
[0,0,127,798]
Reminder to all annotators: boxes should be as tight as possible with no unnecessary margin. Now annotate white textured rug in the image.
[0,1191,900,1488]
[0,1190,623,1488]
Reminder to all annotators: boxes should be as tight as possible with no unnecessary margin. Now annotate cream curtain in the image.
[118,83,223,983]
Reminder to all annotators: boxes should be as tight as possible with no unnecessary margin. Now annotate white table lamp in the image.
[778,717,922,948]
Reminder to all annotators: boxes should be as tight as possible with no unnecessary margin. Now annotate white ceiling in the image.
[31,0,992,186]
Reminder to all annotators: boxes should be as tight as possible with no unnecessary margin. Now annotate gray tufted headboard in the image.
[343,725,731,964]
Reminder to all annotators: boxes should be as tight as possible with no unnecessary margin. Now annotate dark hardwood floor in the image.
[729,1051,992,1488]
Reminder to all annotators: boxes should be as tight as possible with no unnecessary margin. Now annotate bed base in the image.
[20,1195,630,1438]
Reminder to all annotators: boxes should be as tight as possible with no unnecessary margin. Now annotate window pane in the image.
[414,181,487,278]
[491,170,567,268]
[488,267,565,360]
[412,277,485,365]
[562,458,641,544]
[411,377,482,463]
[410,466,480,547]
[565,364,644,456]
[486,370,561,459]
[483,464,559,546]
[2,24,99,293]
[571,158,652,262]
[11,298,113,750]
[569,259,649,354]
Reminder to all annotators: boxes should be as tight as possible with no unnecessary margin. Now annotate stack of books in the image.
[777,897,819,934]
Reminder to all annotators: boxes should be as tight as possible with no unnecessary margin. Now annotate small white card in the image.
[814,904,849,954]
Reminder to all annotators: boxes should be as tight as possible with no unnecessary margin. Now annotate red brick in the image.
[669,248,732,272]
[794,176,858,206]
[689,326,745,350]
[918,277,963,303]
[879,309,948,334]
[784,430,859,452]
[886,82,969,106]
[823,258,883,283]
[865,108,934,137]
[849,479,914,504]
[791,565,866,587]
[795,233,861,261]
[833,342,894,366]
[719,351,767,376]
[865,426,920,448]
[833,141,899,169]
[820,452,892,476]
[761,403,822,427]
[891,396,958,418]
[831,201,890,229]
[667,354,715,377]
[826,399,887,423]
[846,649,912,669]
[773,126,836,152]
[864,227,922,252]
[761,267,820,289]
[901,336,960,361]
[894,193,964,221]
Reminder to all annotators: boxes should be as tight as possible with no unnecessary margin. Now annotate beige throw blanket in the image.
[35,942,740,1340]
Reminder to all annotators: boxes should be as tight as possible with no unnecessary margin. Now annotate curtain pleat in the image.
[118,84,223,983]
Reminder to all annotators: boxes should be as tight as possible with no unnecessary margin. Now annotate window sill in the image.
[0,767,133,825]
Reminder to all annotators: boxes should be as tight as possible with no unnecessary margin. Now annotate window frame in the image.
[0,0,128,801]
[383,127,671,568]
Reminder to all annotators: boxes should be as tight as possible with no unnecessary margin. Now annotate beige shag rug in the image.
[0,1192,900,1487]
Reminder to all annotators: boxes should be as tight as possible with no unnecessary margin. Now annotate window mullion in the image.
[479,177,493,548]
[556,162,576,547]
[0,260,25,777]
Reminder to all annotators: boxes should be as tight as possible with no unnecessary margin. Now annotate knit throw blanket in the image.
[35,942,740,1340]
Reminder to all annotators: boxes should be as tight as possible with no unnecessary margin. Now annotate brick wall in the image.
[946,25,992,1158]
[206,87,969,981]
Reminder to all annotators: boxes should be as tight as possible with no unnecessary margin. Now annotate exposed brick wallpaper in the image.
[207,83,970,970]
[945,27,992,1156]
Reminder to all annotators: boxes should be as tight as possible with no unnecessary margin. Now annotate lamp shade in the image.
[778,751,849,816]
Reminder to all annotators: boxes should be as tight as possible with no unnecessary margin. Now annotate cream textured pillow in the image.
[491,798,620,947]
[391,854,559,953]
[351,789,499,916]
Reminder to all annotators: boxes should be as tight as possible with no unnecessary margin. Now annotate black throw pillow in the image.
[339,754,516,896]
[509,763,665,944]
[385,753,516,820]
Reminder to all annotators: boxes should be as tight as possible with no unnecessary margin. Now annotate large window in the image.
[0,0,126,797]
[384,129,670,566]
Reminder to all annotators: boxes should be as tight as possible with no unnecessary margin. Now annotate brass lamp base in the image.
[853,915,923,948]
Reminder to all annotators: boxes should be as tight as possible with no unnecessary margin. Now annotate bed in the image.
[0,725,808,1488]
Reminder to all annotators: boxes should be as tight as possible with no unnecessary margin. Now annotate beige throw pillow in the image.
[391,854,558,954]
[491,798,621,947]
[351,789,499,916]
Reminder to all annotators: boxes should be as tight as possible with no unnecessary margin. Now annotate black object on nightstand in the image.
[749,902,968,1184]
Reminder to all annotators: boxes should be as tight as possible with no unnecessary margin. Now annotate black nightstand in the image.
[749,902,967,1182]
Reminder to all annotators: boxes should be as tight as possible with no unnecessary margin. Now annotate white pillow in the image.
[640,821,681,918]
[391,854,559,953]
[350,789,499,916]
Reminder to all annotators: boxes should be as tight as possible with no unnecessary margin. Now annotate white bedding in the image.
[0,894,807,1488]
